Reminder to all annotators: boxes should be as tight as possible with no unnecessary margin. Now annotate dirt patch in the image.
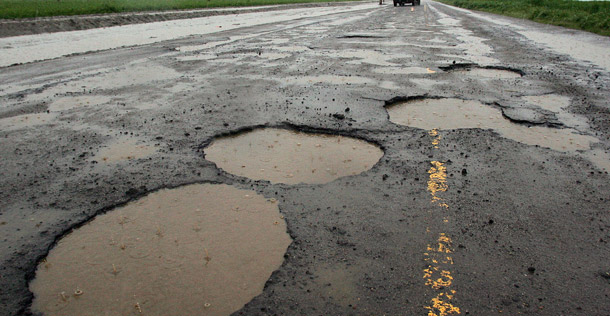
[204,128,383,184]
[29,183,291,316]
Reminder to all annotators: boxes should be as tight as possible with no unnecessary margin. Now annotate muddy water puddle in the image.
[30,183,291,316]
[452,67,522,79]
[48,95,113,112]
[204,128,383,184]
[0,113,57,131]
[93,137,157,163]
[387,98,597,152]
[321,50,412,67]
[76,63,181,91]
[314,263,362,308]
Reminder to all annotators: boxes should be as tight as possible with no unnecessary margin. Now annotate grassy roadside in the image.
[0,0,359,19]
[436,0,610,36]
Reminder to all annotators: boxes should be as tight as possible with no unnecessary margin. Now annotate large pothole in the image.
[386,97,597,152]
[29,183,291,316]
[204,128,383,184]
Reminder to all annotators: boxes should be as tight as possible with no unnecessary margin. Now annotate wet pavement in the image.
[1,1,609,316]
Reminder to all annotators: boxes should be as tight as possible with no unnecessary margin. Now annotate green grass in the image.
[0,0,358,19]
[436,0,610,36]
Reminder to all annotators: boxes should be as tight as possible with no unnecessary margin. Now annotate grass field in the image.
[437,0,610,36]
[0,0,357,19]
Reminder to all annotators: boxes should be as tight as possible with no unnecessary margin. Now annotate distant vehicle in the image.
[394,0,420,6]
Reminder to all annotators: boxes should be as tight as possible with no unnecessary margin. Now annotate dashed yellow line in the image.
[423,129,460,316]
[427,161,449,209]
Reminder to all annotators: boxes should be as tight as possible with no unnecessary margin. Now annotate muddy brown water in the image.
[0,113,57,131]
[48,95,113,112]
[30,183,291,316]
[204,128,383,184]
[386,98,597,152]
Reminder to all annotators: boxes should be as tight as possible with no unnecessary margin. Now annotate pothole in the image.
[0,113,57,131]
[48,95,113,112]
[92,137,157,163]
[30,183,291,316]
[441,65,523,79]
[320,50,412,67]
[386,97,597,152]
[204,128,383,184]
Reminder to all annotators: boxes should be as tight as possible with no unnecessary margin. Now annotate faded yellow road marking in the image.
[423,129,460,316]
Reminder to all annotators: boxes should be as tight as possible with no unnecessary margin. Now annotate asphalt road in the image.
[1,1,609,315]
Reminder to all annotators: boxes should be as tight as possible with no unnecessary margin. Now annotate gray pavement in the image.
[1,1,609,315]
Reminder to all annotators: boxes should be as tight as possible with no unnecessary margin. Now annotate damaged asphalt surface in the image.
[1,1,609,315]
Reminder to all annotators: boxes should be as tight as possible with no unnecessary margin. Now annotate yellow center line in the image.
[423,128,461,316]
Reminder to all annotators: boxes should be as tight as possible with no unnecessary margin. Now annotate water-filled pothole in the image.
[30,183,291,316]
[0,113,57,131]
[204,128,383,184]
[386,98,597,152]
[48,95,113,112]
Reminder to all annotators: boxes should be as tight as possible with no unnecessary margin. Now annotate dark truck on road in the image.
[394,0,420,6]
